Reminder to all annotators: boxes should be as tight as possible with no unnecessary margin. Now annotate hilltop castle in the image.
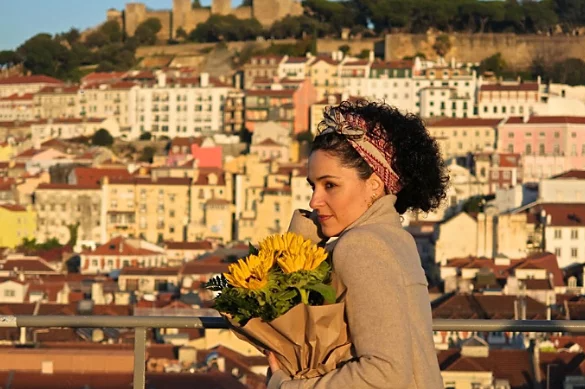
[107,0,303,41]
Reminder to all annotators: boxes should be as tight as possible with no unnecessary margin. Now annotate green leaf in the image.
[248,242,259,255]
[305,283,336,304]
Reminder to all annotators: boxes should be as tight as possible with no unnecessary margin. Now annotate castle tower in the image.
[124,3,148,37]
[173,0,191,36]
[211,0,232,15]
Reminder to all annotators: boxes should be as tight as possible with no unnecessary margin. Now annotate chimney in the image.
[369,50,374,62]
[200,72,209,88]
[157,72,167,87]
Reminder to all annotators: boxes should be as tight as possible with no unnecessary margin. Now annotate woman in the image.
[267,100,449,389]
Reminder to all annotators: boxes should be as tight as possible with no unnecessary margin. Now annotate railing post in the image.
[133,327,147,389]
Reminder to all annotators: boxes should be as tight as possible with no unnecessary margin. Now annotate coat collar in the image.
[326,194,402,250]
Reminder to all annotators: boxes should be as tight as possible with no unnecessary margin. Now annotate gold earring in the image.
[367,193,377,208]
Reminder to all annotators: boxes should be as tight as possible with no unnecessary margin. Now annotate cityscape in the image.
[1,0,585,388]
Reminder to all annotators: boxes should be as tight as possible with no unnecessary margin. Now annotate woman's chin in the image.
[321,225,342,238]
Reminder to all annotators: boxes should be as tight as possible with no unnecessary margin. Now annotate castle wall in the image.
[146,10,172,41]
[232,6,253,20]
[384,33,585,69]
[212,0,231,15]
[124,3,147,38]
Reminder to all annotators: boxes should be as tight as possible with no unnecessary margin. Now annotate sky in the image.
[0,0,243,51]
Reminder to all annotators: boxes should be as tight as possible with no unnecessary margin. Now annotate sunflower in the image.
[223,251,273,290]
[268,234,328,274]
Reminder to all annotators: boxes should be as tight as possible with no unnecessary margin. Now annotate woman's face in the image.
[307,150,381,237]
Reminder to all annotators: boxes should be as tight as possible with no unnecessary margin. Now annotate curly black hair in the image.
[312,100,449,215]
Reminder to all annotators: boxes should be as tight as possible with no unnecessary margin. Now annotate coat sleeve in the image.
[268,230,415,389]
[287,209,327,245]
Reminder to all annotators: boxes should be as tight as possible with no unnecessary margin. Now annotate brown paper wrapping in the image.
[224,273,352,379]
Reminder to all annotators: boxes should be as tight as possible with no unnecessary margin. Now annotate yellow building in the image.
[0,204,36,248]
[0,142,14,161]
[102,176,191,244]
[33,85,80,119]
[427,118,501,159]
[187,168,234,243]
[34,183,102,245]
[308,56,343,100]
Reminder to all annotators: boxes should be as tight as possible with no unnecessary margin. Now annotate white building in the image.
[278,56,315,80]
[0,93,35,121]
[413,67,477,118]
[367,60,417,114]
[539,170,585,203]
[0,75,62,98]
[31,117,120,144]
[80,81,138,134]
[131,72,232,140]
[540,203,585,268]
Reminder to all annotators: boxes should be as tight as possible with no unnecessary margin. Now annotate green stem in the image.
[299,288,309,305]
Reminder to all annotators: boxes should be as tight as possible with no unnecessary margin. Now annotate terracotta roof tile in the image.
[84,237,160,257]
[504,116,585,125]
[430,118,503,127]
[481,83,539,92]
[0,75,62,85]
[552,170,585,180]
[119,266,180,276]
[165,241,214,251]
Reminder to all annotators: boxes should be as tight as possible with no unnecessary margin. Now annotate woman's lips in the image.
[318,215,331,222]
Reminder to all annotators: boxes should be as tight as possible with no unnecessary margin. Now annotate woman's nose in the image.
[309,190,323,210]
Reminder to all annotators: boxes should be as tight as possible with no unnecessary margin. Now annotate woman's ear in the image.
[367,174,384,195]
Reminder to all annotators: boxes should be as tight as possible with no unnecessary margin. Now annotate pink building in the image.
[245,78,317,134]
[498,116,585,182]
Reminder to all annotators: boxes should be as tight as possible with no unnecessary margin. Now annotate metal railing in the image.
[2,316,585,389]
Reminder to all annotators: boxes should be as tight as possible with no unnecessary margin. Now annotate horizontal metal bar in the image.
[0,315,229,329]
[432,319,585,333]
[3,316,585,333]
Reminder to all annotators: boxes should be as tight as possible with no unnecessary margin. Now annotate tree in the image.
[139,146,156,162]
[17,33,78,80]
[479,52,508,76]
[134,18,162,45]
[432,34,452,58]
[192,0,202,8]
[66,222,80,248]
[85,31,109,48]
[100,20,124,43]
[92,128,114,146]
[62,28,81,46]
[176,27,188,40]
[296,131,314,143]
[0,50,22,67]
[139,132,152,141]
[551,58,585,86]
[189,15,263,42]
[338,45,351,55]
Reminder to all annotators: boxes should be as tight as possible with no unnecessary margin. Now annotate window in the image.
[483,106,488,113]
[539,144,545,155]
[274,202,280,212]
[493,106,498,113]
[503,171,510,179]
[508,132,514,138]
[526,144,532,155]
[4,290,15,297]
[555,248,561,257]
[492,171,499,179]
[554,229,562,239]
[571,229,579,239]
[555,132,560,138]
[91,259,98,267]
[572,248,579,258]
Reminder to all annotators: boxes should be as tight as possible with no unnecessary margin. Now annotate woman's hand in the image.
[267,352,282,373]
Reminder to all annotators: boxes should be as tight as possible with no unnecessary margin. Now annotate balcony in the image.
[1,316,584,389]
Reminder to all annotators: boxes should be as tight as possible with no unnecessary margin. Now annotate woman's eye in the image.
[325,183,336,189]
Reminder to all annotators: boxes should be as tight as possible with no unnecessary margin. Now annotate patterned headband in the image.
[317,106,402,195]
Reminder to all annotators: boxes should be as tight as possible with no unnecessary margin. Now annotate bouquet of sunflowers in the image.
[206,232,352,379]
